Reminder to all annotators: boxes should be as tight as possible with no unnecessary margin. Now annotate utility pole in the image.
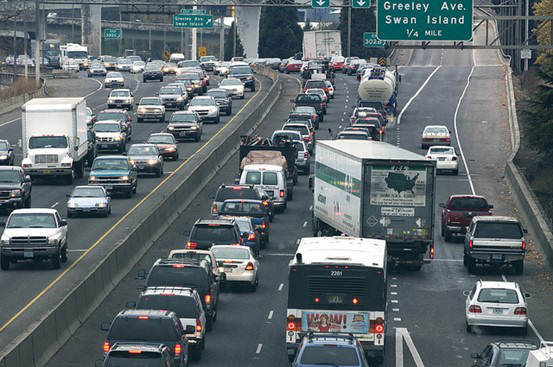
[24,0,28,79]
[347,4,351,57]
[71,3,74,42]
[13,11,17,75]
[118,11,122,56]
[219,17,224,61]
[524,0,529,72]
[233,19,237,57]
[34,0,41,87]
[192,5,197,60]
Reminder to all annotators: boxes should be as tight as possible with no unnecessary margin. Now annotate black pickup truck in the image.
[0,167,32,210]
[291,94,324,122]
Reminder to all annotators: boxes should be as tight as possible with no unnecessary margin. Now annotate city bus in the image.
[286,236,387,363]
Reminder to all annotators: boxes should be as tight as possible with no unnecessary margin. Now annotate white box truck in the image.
[527,342,553,367]
[311,140,437,270]
[302,31,341,59]
[21,97,89,185]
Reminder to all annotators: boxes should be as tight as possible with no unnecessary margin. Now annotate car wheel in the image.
[249,278,258,292]
[444,228,452,242]
[250,85,255,92]
[0,255,10,270]
[52,249,62,269]
[156,166,162,178]
[206,316,214,332]
[195,135,200,142]
[514,260,524,275]
[453,168,459,175]
[61,245,68,263]
[143,79,147,83]
[467,258,477,274]
[126,189,133,198]
[465,322,473,333]
[67,212,74,218]
[132,181,137,194]
[303,166,310,175]
[240,94,245,99]
[227,109,232,116]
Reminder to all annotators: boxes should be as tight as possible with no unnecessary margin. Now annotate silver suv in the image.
[187,96,220,124]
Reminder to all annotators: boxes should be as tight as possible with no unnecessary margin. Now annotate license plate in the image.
[105,185,113,190]
[179,132,188,137]
[116,104,122,107]
[138,165,145,170]
[493,308,504,315]
[491,254,503,260]
[43,170,51,174]
[438,157,446,161]
[82,208,91,212]
[265,190,274,197]
[101,144,108,148]
[24,251,34,258]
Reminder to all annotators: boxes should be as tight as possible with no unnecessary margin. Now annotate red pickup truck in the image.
[439,195,493,242]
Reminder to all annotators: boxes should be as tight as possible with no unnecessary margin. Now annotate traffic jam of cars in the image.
[1,49,551,367]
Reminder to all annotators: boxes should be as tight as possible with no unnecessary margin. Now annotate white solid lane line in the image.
[396,328,403,367]
[399,328,425,367]
[396,65,442,125]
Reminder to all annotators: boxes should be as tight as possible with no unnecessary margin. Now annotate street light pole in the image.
[34,0,41,87]
[347,4,351,57]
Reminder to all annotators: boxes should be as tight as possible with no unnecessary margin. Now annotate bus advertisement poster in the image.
[302,311,369,333]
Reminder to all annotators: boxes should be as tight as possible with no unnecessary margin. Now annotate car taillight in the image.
[211,204,217,213]
[430,244,435,259]
[174,344,181,357]
[469,240,473,249]
[196,319,202,332]
[245,262,255,271]
[522,241,526,250]
[287,315,302,332]
[186,242,198,249]
[444,137,451,142]
[262,200,269,207]
[426,155,431,159]
[452,157,458,161]
[313,114,317,120]
[248,233,256,241]
[103,342,110,353]
[204,293,212,304]
[514,307,527,315]
[304,152,309,159]
[280,190,285,198]
[261,220,267,229]
[469,305,482,313]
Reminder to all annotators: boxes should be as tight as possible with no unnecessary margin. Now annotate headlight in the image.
[168,126,175,130]
[138,108,146,114]
[89,175,97,181]
[190,126,198,130]
[129,160,135,165]
[1,238,9,245]
[67,202,77,208]
[115,135,123,141]
[125,99,132,103]
[48,237,59,245]
[155,108,162,113]
[148,159,157,165]
[120,175,130,182]
[0,155,8,160]
[165,147,176,152]
[96,202,107,208]
[10,189,22,198]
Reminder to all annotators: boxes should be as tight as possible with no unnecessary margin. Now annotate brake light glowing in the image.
[186,242,198,249]
[469,240,473,249]
[430,244,435,259]
[287,322,296,331]
[138,316,149,320]
[196,319,202,332]
[522,241,526,250]
[245,262,255,271]
[375,324,384,333]
[232,187,242,190]
[174,344,181,357]
[514,307,527,315]
[204,294,212,304]
[280,190,285,198]
[103,342,110,353]
[172,264,185,268]
[352,298,358,304]
[469,305,482,313]
[261,220,267,229]
[262,201,269,207]
[129,350,142,354]
[248,233,256,241]
[315,297,320,303]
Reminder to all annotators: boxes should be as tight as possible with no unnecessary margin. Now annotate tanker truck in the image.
[357,66,399,121]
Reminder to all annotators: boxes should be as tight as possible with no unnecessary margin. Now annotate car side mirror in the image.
[8,147,13,152]
[523,228,528,234]
[66,193,71,198]
[470,353,480,359]
[126,301,136,308]
[462,290,470,297]
[100,322,111,331]
[488,204,494,209]
[258,254,264,260]
[136,268,147,280]
[24,175,31,182]
[439,203,445,208]
[185,325,195,334]
[60,220,68,226]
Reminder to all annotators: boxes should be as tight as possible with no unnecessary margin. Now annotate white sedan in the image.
[131,61,145,73]
[425,146,459,175]
[219,78,245,99]
[211,245,259,292]
[421,125,451,149]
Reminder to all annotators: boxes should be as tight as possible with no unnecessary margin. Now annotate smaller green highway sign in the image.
[103,28,121,39]
[311,0,330,8]
[353,0,370,8]
[363,32,386,47]
[173,14,214,28]
[377,0,473,41]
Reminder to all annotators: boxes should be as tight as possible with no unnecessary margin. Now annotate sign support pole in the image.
[347,4,351,57]
[35,0,41,87]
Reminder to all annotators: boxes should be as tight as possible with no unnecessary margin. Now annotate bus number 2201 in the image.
[330,271,343,276]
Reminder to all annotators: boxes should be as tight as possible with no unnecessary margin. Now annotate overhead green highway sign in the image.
[376,0,473,41]
[103,28,121,39]
[173,14,213,28]
[363,32,386,47]
[311,0,330,8]
[352,0,370,8]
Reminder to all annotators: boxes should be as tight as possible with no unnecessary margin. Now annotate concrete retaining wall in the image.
[0,67,280,367]
[0,79,47,115]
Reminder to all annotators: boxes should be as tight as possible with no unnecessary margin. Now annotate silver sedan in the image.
[66,185,111,218]
[211,245,260,292]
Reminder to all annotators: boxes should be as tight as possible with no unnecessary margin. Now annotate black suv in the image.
[0,167,32,210]
[186,218,243,250]
[469,340,537,367]
[143,65,164,82]
[97,343,175,367]
[212,184,274,221]
[140,258,221,331]
[101,309,193,367]
[205,88,232,116]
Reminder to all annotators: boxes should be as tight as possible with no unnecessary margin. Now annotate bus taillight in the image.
[375,324,384,333]
[287,315,302,332]
[287,322,296,331]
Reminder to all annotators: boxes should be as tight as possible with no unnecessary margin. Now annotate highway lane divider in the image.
[0,66,281,367]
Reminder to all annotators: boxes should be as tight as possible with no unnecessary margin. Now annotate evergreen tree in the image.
[339,4,389,58]
[525,0,553,157]
[224,21,244,61]
[258,5,303,58]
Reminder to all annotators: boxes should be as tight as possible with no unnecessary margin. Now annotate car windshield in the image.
[477,288,519,304]
[108,317,178,342]
[105,352,163,367]
[98,112,126,121]
[106,72,122,78]
[430,147,454,154]
[220,79,242,86]
[497,349,531,366]
[235,220,253,232]
[178,60,201,68]
[296,94,320,102]
[144,66,159,71]
[215,187,258,202]
[7,213,56,228]
[190,98,213,106]
[133,61,145,67]
[170,114,196,123]
[0,171,20,183]
[92,159,129,171]
[300,345,359,366]
[140,98,162,105]
[137,295,199,319]
[474,222,523,239]
[211,247,250,260]
[29,136,67,149]
[148,135,174,144]
[230,66,252,75]
[71,187,105,198]
[284,125,309,136]
[128,146,157,156]
[110,91,129,97]
[146,266,207,289]
[159,88,180,95]
[207,91,227,98]
[67,51,87,58]
[200,56,217,62]
[221,201,263,213]
[425,127,449,134]
[449,197,488,210]
[94,123,120,132]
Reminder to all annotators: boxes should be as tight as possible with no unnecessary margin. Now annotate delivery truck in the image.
[302,31,341,60]
[21,97,89,185]
[526,341,553,367]
[311,140,437,269]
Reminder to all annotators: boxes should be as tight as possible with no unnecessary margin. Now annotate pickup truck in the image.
[464,216,527,274]
[440,194,493,241]
[88,155,138,198]
[0,167,32,210]
[291,94,324,122]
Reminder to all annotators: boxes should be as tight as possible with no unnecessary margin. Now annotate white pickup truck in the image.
[463,216,527,274]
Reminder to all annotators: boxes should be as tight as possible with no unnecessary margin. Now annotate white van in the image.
[239,164,291,212]
[169,53,185,63]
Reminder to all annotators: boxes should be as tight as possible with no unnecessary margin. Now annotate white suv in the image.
[107,89,134,110]
[0,208,69,270]
[187,96,220,124]
[464,280,530,334]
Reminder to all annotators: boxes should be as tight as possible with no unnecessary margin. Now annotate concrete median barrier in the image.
[0,67,280,367]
